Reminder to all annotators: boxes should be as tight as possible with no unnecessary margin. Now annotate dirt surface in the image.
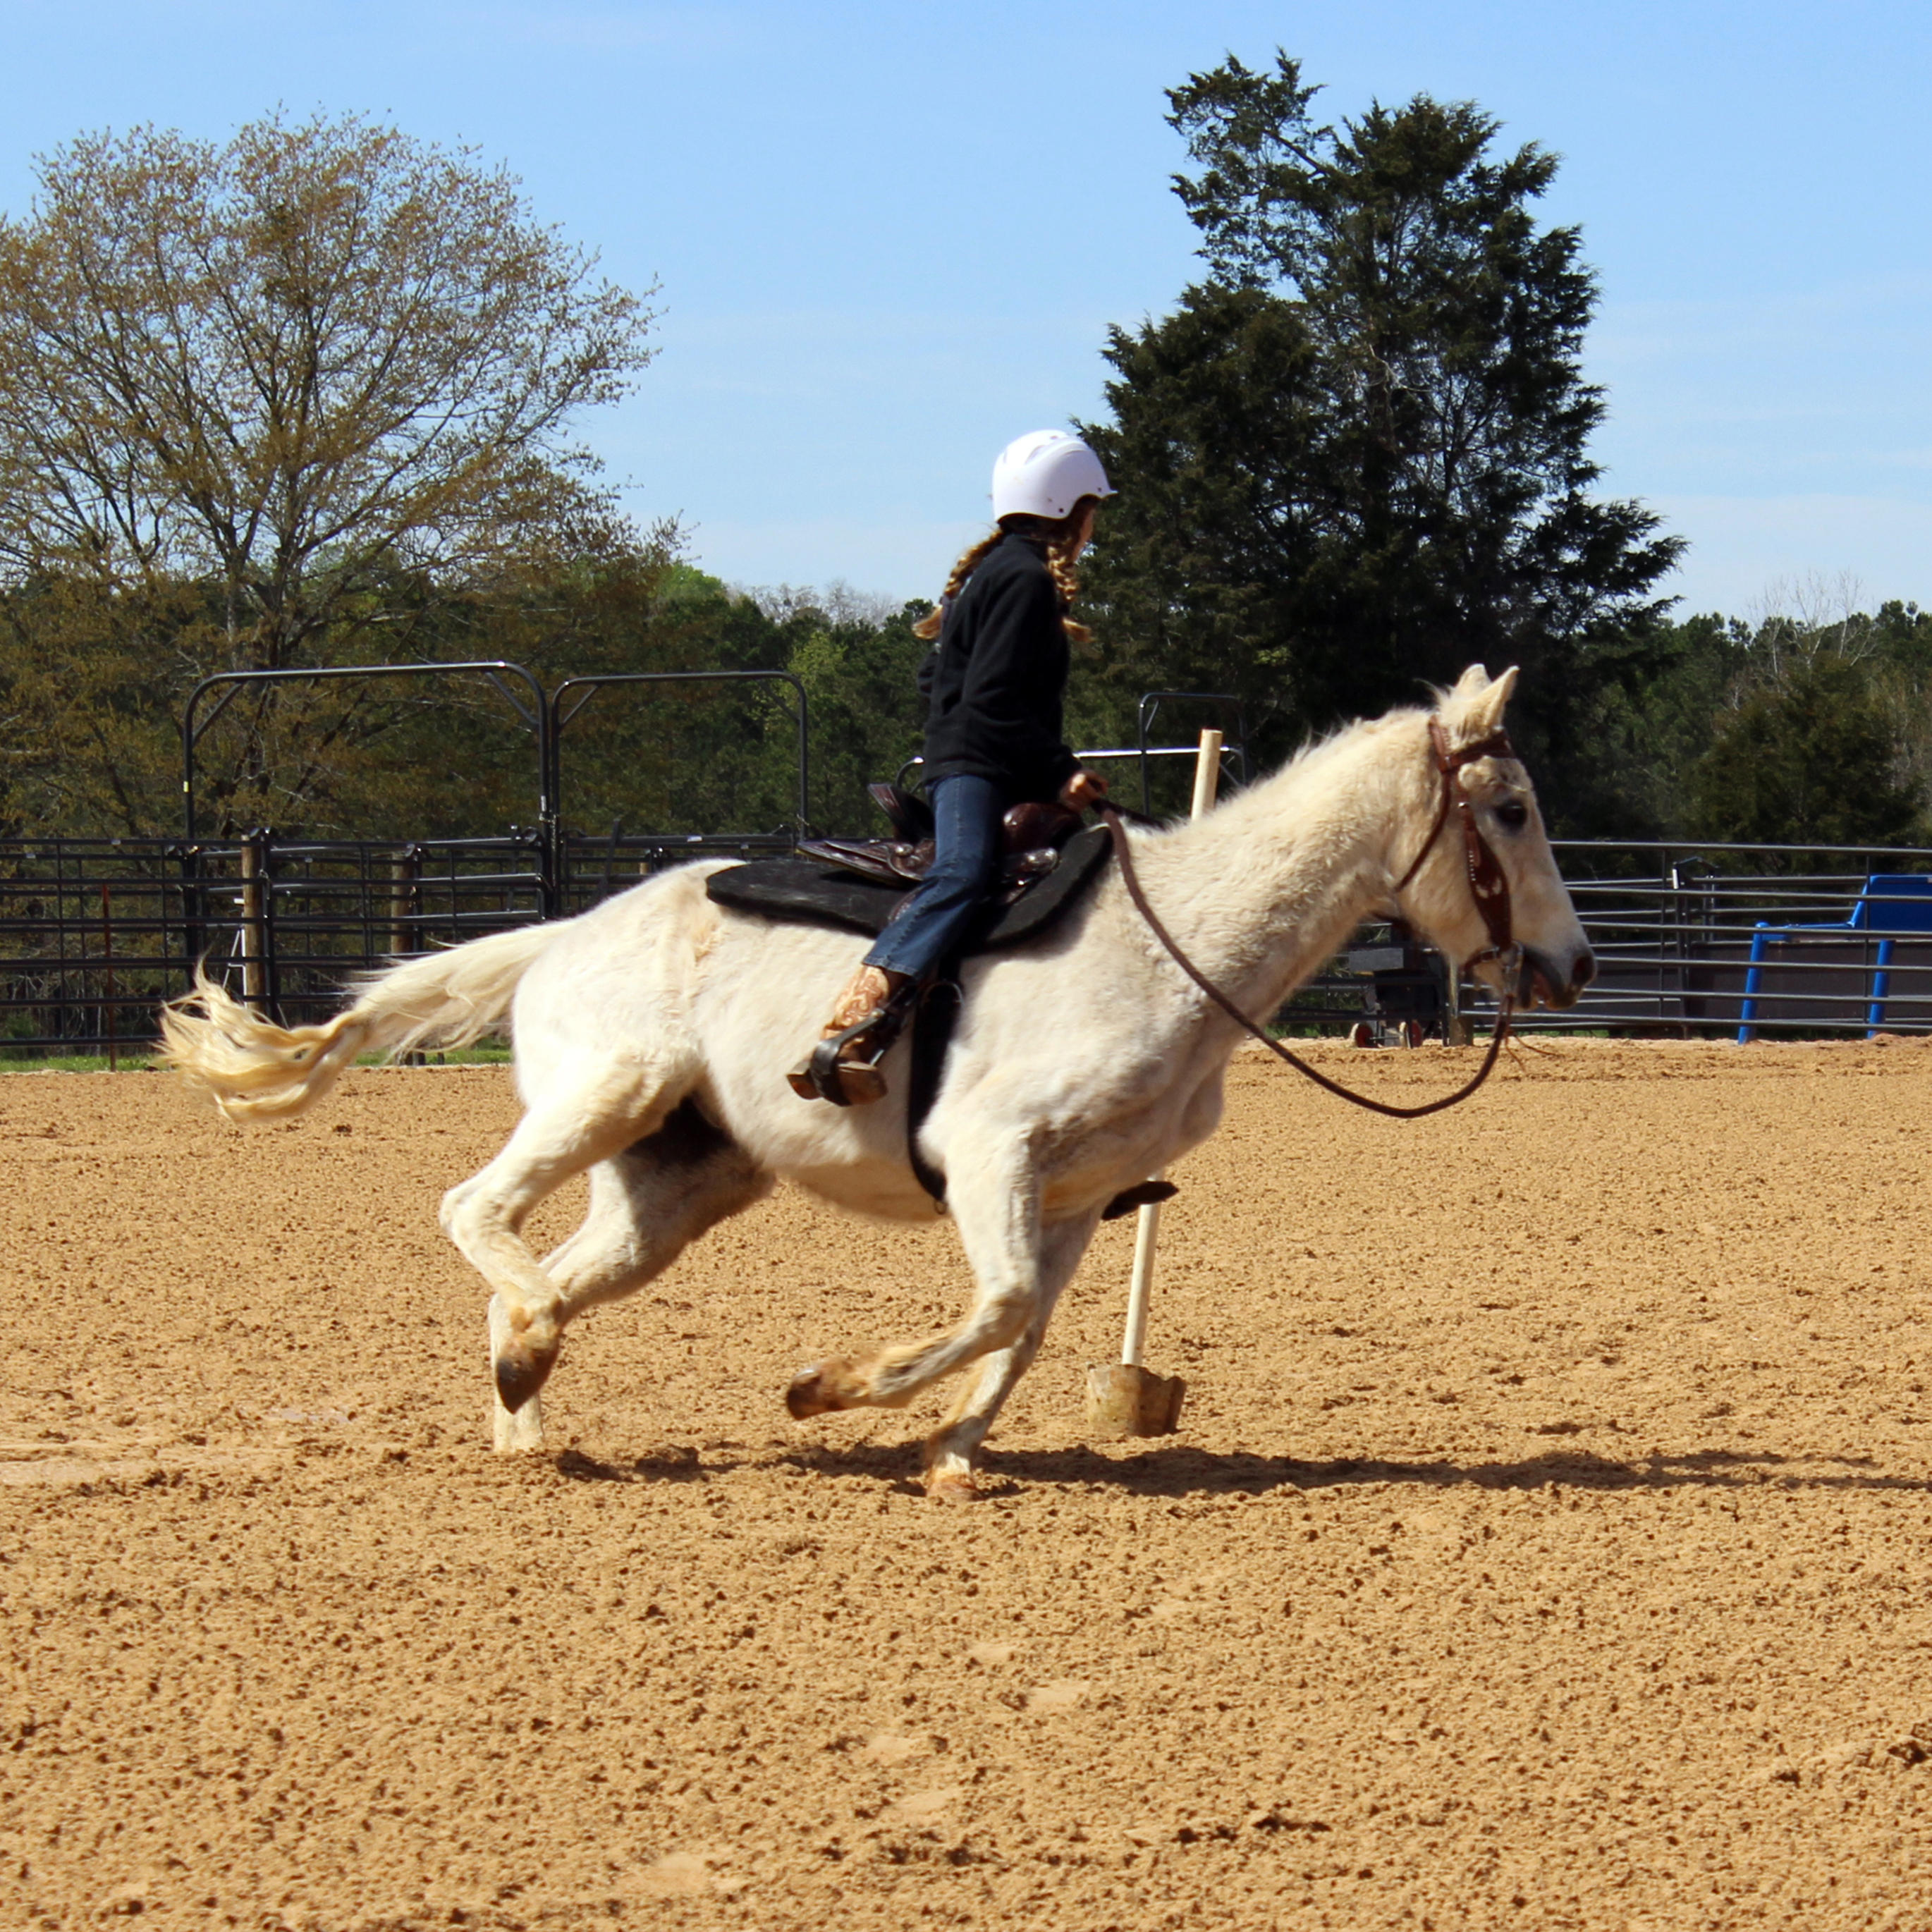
[3,1039,1931,1930]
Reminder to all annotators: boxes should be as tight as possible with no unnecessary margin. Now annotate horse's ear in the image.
[1442,664,1519,741]
[1464,665,1519,734]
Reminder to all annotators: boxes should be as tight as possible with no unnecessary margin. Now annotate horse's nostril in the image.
[1574,950,1597,990]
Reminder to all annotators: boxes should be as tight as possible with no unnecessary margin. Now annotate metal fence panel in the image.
[8,831,1932,1057]
[1,835,545,1053]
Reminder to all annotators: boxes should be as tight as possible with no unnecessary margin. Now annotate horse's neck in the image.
[1130,719,1417,1016]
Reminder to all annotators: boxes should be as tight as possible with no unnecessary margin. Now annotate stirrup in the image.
[786,983,916,1106]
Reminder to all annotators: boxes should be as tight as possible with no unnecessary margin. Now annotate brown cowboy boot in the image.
[785,965,915,1106]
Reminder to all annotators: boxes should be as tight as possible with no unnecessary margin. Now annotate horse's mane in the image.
[1150,704,1429,838]
[1280,704,1426,778]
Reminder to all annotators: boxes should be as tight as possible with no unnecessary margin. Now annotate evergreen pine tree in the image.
[1080,52,1682,825]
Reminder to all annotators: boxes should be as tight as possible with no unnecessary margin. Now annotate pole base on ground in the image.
[1084,1362,1185,1438]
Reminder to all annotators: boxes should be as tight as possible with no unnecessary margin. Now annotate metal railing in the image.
[895,692,1249,817]
[1530,840,1932,1038]
[0,825,836,1055]
[1306,840,1932,1042]
[9,831,1932,1058]
[0,833,554,1055]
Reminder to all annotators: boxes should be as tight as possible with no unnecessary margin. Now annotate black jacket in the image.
[918,532,1078,803]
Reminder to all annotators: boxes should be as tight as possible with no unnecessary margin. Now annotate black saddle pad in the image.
[705,824,1112,954]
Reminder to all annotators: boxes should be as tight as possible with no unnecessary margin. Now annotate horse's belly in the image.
[788,1161,946,1225]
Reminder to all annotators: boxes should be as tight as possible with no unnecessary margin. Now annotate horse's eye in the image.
[1495,800,1529,831]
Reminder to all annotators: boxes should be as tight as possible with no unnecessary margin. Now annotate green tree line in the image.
[1,87,1928,855]
[0,112,933,843]
[1072,51,1932,848]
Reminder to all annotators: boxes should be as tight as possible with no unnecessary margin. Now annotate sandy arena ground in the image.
[3,1039,1931,1929]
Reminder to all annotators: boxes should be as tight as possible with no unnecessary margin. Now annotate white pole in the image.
[1121,1202,1162,1369]
[1120,728,1223,1368]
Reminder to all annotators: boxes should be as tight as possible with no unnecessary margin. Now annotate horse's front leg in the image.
[920,1213,1098,1502]
[785,1130,1043,1426]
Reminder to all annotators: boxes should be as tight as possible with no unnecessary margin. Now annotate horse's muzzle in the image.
[1520,946,1594,1011]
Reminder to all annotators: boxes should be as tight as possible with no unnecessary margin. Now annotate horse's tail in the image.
[159,922,559,1123]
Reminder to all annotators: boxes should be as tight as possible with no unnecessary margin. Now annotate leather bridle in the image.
[1391,720,1520,978]
[1099,716,1524,1121]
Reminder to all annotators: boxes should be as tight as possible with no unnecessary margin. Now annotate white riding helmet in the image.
[990,429,1114,522]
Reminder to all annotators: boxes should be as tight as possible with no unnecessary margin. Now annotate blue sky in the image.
[5,0,1929,617]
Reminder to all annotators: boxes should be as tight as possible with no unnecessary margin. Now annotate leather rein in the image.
[1099,720,1522,1121]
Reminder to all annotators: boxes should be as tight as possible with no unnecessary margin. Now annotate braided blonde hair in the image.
[912,498,1099,645]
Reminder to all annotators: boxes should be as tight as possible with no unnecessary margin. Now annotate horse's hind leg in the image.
[489,1293,549,1450]
[491,1098,772,1450]
[441,1060,671,1419]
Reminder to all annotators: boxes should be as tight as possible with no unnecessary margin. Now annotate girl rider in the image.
[788,429,1113,1105]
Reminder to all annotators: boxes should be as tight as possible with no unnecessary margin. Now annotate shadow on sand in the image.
[757,1437,1932,1501]
[551,1444,709,1484]
[542,1433,1928,1500]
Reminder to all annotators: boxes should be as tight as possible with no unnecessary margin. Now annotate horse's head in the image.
[1389,666,1594,1012]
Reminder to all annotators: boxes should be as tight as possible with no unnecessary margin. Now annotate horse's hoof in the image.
[924,1469,980,1505]
[494,1338,559,1414]
[785,1359,860,1419]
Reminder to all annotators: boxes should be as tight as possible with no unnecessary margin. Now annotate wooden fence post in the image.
[1443,963,1473,1048]
[99,883,118,1072]
[389,847,420,959]
[239,834,267,1007]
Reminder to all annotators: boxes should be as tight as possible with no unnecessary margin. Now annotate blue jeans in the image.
[864,774,1004,982]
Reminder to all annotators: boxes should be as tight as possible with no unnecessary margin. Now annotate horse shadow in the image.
[551,1443,709,1484]
[544,1434,1928,1500]
[760,1437,1932,1500]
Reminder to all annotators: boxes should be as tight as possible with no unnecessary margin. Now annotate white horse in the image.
[164,666,1591,1500]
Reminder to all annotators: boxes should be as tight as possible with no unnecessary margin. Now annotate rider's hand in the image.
[1058,768,1109,812]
